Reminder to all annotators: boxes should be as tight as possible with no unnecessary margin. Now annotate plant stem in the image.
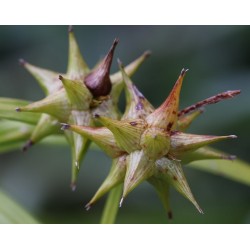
[100,184,123,224]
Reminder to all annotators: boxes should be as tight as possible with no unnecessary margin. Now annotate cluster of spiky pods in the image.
[10,28,240,218]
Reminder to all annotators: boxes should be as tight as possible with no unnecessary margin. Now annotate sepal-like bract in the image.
[85,155,127,210]
[155,157,203,213]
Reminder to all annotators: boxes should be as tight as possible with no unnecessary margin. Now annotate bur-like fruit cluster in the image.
[1,28,240,218]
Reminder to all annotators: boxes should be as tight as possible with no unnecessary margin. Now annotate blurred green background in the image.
[0,26,249,223]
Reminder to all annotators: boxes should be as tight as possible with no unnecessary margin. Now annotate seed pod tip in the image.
[229,135,237,139]
[113,38,119,46]
[61,123,70,130]
[225,155,237,161]
[181,68,189,76]
[167,210,173,220]
[119,197,124,207]
[117,58,123,68]
[144,50,152,58]
[70,183,76,192]
[22,140,34,152]
[85,204,91,211]
[75,161,79,169]
[19,58,27,66]
[68,25,73,33]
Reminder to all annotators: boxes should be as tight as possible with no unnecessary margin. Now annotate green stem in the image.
[100,184,123,224]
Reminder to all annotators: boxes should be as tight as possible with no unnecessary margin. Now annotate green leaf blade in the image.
[188,157,250,186]
[0,190,39,224]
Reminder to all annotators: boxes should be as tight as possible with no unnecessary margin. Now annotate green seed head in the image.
[1,27,241,218]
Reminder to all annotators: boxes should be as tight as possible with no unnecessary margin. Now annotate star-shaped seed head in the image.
[15,28,151,189]
[66,64,240,217]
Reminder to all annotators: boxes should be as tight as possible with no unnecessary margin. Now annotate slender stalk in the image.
[100,184,123,224]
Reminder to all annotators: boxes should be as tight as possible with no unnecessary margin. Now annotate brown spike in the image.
[146,69,187,130]
[178,90,241,117]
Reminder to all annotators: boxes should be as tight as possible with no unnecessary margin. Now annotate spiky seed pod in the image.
[75,65,240,217]
[2,28,240,218]
[15,28,151,189]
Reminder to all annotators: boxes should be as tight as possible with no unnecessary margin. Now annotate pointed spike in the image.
[85,204,91,211]
[22,139,34,152]
[67,124,123,158]
[123,150,154,199]
[117,58,123,68]
[148,176,172,218]
[86,156,126,207]
[20,61,62,95]
[16,90,70,122]
[66,111,92,186]
[70,182,76,192]
[110,50,151,108]
[61,123,71,130]
[181,68,189,76]
[143,50,152,58]
[67,29,89,79]
[119,60,154,119]
[84,39,118,97]
[75,161,79,169]
[155,157,203,213]
[19,58,27,66]
[29,114,61,145]
[227,155,236,160]
[67,131,83,189]
[170,132,238,156]
[110,50,152,108]
[0,97,40,124]
[168,210,173,220]
[119,197,124,208]
[68,25,73,33]
[178,90,241,117]
[146,69,187,130]
[59,76,92,109]
[180,146,237,164]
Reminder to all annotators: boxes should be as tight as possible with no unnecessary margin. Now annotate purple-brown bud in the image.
[84,39,119,97]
